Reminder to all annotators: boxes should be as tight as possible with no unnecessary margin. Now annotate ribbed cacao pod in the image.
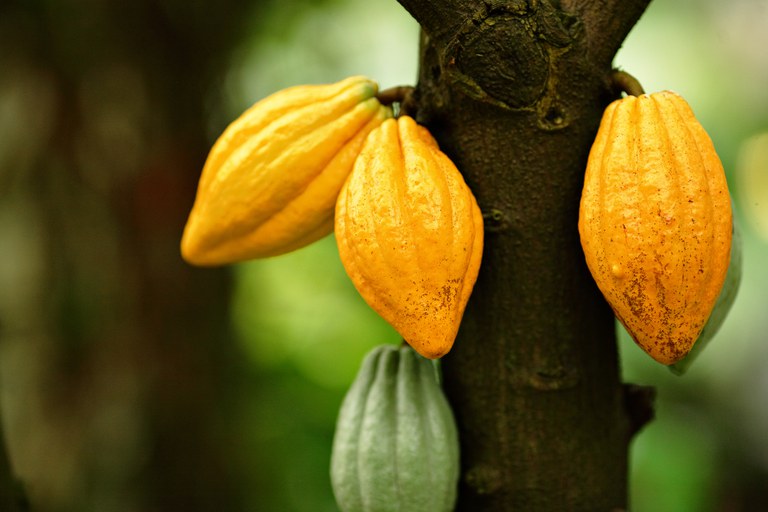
[671,218,742,374]
[330,344,459,512]
[181,76,391,265]
[335,116,484,359]
[579,90,733,365]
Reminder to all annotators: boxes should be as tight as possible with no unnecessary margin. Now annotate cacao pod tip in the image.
[180,220,205,265]
[410,341,452,360]
[179,223,219,266]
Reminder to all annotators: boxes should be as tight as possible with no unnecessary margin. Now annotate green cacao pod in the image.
[670,218,743,375]
[330,344,459,512]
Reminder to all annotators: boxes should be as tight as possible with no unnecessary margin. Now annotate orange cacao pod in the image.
[181,76,391,265]
[578,91,732,365]
[335,116,484,359]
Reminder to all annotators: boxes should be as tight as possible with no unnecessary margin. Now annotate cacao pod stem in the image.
[376,85,417,117]
[610,69,645,97]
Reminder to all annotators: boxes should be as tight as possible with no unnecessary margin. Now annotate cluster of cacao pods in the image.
[579,89,740,370]
[181,76,475,511]
[181,76,483,360]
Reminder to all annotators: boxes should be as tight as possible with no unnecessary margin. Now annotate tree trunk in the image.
[395,1,654,510]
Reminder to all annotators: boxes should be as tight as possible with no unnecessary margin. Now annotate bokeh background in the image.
[0,0,766,510]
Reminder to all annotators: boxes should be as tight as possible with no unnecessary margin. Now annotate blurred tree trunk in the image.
[396,0,653,510]
[0,1,255,510]
[0,419,25,511]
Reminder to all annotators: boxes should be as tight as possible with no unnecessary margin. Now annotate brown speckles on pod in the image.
[578,91,732,365]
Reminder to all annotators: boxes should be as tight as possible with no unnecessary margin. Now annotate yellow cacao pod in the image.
[335,116,484,359]
[579,91,732,365]
[181,76,392,265]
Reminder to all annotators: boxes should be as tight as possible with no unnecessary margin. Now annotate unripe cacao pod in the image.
[335,116,484,359]
[579,90,733,365]
[330,344,459,512]
[181,76,391,265]
[671,218,742,374]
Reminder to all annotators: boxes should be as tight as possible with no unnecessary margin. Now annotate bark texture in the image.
[395,0,652,510]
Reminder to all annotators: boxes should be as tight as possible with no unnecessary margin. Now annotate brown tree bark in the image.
[395,0,654,510]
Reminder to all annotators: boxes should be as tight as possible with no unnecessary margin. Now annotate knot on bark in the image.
[441,1,581,109]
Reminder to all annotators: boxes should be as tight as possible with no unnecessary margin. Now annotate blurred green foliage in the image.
[233,237,399,389]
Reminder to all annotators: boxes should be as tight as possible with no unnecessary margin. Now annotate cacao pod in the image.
[671,217,742,374]
[579,90,733,365]
[330,344,459,512]
[335,116,484,359]
[181,76,391,265]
